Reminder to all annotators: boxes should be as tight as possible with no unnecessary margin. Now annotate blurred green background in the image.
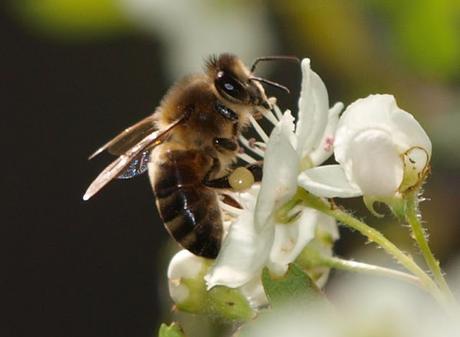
[3,1,460,336]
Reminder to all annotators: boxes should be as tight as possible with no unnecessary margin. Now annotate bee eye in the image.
[215,71,249,102]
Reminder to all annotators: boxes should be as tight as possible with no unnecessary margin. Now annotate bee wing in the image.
[88,115,156,159]
[83,130,162,201]
[117,150,150,179]
[83,109,191,201]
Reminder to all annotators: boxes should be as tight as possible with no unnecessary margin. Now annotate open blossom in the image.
[298,94,432,198]
[204,59,342,291]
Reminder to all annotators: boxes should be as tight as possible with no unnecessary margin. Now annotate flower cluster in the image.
[165,57,433,316]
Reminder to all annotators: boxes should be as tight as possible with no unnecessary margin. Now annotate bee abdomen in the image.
[151,149,222,258]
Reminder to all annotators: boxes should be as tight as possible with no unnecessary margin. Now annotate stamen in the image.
[248,115,269,143]
[219,200,244,216]
[273,104,284,120]
[239,135,265,158]
[254,141,267,151]
[237,152,257,164]
[262,108,279,126]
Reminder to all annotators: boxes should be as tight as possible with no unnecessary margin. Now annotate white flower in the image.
[205,59,342,291]
[298,94,432,198]
[239,277,460,337]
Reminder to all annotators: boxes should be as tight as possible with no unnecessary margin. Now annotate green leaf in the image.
[262,264,320,308]
[159,323,186,337]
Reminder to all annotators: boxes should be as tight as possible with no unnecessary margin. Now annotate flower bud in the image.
[167,250,255,320]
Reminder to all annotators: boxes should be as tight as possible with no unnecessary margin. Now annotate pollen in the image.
[228,167,255,191]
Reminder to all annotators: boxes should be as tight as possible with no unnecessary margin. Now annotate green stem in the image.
[297,248,421,287]
[294,189,446,305]
[406,192,455,302]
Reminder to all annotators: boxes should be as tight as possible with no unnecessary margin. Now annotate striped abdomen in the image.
[149,147,222,258]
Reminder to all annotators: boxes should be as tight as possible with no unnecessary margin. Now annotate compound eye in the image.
[215,71,249,102]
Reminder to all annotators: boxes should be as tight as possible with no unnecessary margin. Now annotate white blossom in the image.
[298,94,432,198]
[239,277,460,337]
[205,59,342,291]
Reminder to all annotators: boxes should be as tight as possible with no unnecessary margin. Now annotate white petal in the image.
[335,94,431,166]
[298,165,362,198]
[268,208,319,276]
[255,111,299,229]
[310,102,344,166]
[205,210,274,289]
[239,276,269,309]
[335,94,396,166]
[317,212,340,241]
[390,104,432,157]
[168,250,207,304]
[348,129,404,196]
[168,250,207,280]
[295,59,330,157]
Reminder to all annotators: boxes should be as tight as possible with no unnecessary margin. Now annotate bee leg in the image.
[203,162,263,189]
[203,175,232,189]
[245,162,263,182]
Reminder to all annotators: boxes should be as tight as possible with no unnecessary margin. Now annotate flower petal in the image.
[295,59,330,157]
[168,250,207,280]
[168,250,207,304]
[317,212,340,241]
[267,208,319,276]
[335,94,431,166]
[348,129,404,196]
[239,276,269,309]
[309,102,344,166]
[334,94,395,166]
[389,104,432,157]
[255,111,299,229]
[298,165,362,198]
[205,209,274,289]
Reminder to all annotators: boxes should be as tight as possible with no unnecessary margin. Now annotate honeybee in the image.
[84,53,297,258]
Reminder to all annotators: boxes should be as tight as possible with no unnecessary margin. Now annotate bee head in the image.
[206,53,272,111]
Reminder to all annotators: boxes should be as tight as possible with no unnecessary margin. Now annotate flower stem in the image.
[294,189,446,305]
[297,248,421,287]
[406,192,455,302]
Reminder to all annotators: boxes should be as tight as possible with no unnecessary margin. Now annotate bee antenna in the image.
[250,55,300,73]
[249,76,290,94]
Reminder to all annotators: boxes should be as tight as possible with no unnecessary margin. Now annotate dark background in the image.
[2,1,460,337]
[2,9,170,337]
